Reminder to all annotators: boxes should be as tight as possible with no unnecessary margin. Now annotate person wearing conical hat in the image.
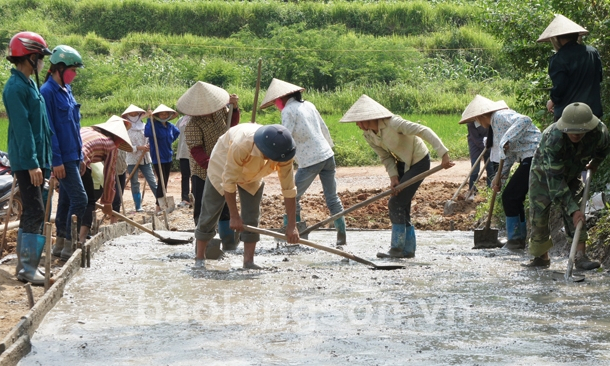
[177,81,240,252]
[77,116,134,245]
[537,14,602,121]
[461,95,541,250]
[40,45,89,262]
[145,104,180,213]
[341,95,454,258]
[260,78,347,246]
[525,103,610,269]
[3,31,53,286]
[193,123,298,270]
[122,104,158,213]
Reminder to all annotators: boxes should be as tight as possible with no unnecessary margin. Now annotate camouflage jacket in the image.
[531,121,610,215]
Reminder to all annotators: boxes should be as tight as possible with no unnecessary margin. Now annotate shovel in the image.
[444,147,487,216]
[473,159,504,249]
[552,170,592,283]
[98,203,192,245]
[299,164,445,237]
[244,225,405,270]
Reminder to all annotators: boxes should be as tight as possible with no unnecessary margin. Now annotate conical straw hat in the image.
[121,104,145,118]
[459,95,509,124]
[537,14,588,42]
[152,104,179,120]
[93,115,134,152]
[339,94,393,123]
[176,81,229,116]
[260,78,305,109]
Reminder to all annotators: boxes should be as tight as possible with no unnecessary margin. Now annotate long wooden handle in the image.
[95,202,162,240]
[149,118,168,201]
[125,151,146,183]
[451,147,487,201]
[484,159,504,230]
[566,169,592,279]
[300,164,445,236]
[44,178,55,224]
[0,178,17,257]
[226,104,234,132]
[251,58,262,123]
[243,225,377,267]
[466,157,490,197]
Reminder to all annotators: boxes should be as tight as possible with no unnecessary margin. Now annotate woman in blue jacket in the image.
[3,32,53,286]
[145,104,180,213]
[40,45,88,261]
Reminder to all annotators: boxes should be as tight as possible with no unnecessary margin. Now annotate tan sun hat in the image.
[537,14,588,42]
[152,104,179,120]
[339,94,393,123]
[93,115,134,152]
[121,104,145,118]
[556,102,599,133]
[176,81,229,116]
[260,78,305,109]
[459,95,509,124]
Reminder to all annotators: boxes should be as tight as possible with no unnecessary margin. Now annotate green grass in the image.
[0,113,468,168]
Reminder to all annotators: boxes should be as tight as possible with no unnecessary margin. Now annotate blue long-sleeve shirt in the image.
[144,118,180,164]
[40,77,83,167]
[2,68,52,172]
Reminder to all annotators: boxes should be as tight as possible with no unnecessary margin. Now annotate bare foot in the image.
[243,262,263,270]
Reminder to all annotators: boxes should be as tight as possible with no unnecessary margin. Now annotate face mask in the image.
[63,69,77,84]
[275,98,285,111]
[36,59,45,73]
[127,115,141,123]
[155,117,171,123]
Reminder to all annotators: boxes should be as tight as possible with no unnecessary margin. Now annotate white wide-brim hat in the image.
[177,81,230,116]
[459,95,509,124]
[121,104,145,118]
[93,115,134,152]
[260,78,305,109]
[152,104,179,120]
[339,94,393,123]
[537,14,588,42]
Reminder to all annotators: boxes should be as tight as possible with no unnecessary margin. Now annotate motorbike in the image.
[0,151,21,224]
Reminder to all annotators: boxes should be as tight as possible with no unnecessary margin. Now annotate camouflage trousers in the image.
[528,172,587,257]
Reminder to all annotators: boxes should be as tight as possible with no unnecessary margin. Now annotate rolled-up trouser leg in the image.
[238,183,265,243]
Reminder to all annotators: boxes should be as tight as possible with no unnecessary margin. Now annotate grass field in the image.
[0,113,468,167]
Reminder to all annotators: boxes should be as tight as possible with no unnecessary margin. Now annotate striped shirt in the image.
[81,127,118,205]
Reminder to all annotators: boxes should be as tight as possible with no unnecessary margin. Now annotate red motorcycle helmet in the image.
[6,31,52,60]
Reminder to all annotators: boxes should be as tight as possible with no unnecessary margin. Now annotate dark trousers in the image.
[469,148,494,190]
[179,158,192,202]
[112,172,126,213]
[388,155,430,226]
[153,162,172,205]
[14,169,46,234]
[81,169,103,228]
[192,175,230,226]
[502,157,532,221]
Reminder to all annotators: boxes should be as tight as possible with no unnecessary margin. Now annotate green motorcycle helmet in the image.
[50,45,84,67]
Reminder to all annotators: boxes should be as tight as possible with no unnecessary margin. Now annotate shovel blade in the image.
[443,200,456,216]
[551,271,585,282]
[370,265,406,270]
[473,228,502,249]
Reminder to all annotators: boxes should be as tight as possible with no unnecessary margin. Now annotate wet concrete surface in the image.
[19,230,610,365]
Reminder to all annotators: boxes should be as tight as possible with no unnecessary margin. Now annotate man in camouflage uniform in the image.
[525,102,610,269]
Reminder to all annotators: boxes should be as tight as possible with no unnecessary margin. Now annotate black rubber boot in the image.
[575,252,600,270]
[521,256,550,268]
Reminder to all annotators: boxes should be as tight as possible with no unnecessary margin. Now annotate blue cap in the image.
[253,124,296,162]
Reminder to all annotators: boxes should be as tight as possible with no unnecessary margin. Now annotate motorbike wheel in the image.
[10,193,22,222]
